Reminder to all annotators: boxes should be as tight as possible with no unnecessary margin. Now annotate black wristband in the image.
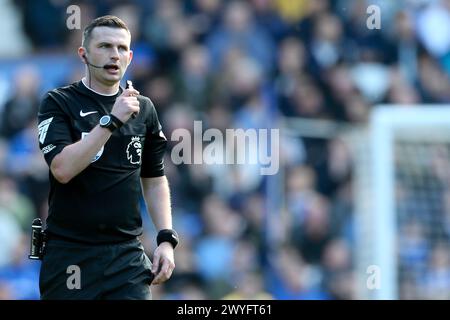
[109,114,124,129]
[157,229,179,249]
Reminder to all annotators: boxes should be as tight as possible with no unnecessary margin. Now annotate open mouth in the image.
[104,64,120,71]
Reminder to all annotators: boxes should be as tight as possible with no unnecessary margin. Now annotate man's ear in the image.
[78,47,88,64]
[128,50,133,65]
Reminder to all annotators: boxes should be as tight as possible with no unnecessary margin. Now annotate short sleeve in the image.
[140,99,167,178]
[37,92,73,166]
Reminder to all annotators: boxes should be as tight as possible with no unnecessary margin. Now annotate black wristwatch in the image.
[157,229,179,249]
[99,114,123,132]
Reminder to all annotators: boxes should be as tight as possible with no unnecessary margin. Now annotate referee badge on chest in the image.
[82,132,104,162]
[126,136,142,165]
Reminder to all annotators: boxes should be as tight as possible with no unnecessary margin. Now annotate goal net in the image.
[353,106,450,299]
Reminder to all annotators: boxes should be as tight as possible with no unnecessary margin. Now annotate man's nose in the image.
[110,48,120,60]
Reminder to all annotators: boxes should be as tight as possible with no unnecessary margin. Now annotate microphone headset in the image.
[82,53,104,69]
[83,52,104,89]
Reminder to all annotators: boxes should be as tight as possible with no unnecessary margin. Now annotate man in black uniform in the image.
[37,15,178,299]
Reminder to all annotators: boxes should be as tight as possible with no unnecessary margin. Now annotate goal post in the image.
[277,107,450,299]
[356,106,450,299]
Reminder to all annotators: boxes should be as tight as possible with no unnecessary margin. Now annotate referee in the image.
[36,15,178,299]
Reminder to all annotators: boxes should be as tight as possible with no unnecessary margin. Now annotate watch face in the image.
[100,115,111,126]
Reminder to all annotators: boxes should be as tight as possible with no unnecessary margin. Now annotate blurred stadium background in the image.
[1,0,450,300]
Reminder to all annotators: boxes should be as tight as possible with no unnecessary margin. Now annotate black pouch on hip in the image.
[28,218,47,260]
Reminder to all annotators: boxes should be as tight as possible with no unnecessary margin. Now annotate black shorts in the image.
[39,236,154,300]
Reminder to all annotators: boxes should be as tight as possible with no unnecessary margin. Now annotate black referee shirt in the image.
[37,80,167,244]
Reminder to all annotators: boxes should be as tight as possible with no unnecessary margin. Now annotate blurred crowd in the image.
[1,0,450,299]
